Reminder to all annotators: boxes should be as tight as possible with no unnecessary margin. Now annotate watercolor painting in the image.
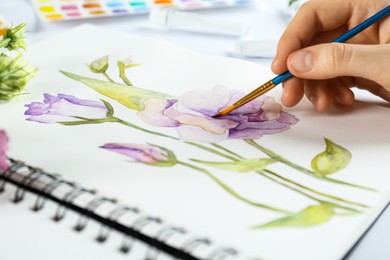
[23,55,375,229]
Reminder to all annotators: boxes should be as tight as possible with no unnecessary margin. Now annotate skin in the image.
[272,0,390,112]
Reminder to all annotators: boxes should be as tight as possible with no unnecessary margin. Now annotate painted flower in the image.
[25,93,109,123]
[100,143,176,166]
[137,85,299,142]
[0,130,9,171]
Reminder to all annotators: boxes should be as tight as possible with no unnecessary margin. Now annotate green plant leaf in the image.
[60,71,173,111]
[101,99,115,118]
[191,158,276,173]
[253,203,335,229]
[311,138,352,175]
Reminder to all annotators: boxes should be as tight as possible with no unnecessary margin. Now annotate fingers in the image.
[287,43,390,89]
[280,78,304,107]
[272,0,353,74]
[305,79,355,112]
[281,78,355,112]
[355,78,390,102]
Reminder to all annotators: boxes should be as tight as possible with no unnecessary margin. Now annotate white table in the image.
[2,0,390,259]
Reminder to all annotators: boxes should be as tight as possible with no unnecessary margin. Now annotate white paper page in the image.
[1,24,390,260]
[0,184,164,260]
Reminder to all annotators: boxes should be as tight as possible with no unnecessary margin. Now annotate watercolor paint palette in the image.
[30,0,250,21]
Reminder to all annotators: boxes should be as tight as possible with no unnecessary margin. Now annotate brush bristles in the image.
[212,105,235,118]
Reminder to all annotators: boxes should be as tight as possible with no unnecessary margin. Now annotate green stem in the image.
[112,117,238,161]
[259,170,360,213]
[75,110,369,214]
[119,69,133,86]
[257,169,369,212]
[263,169,368,209]
[187,142,238,161]
[113,117,178,140]
[102,72,115,83]
[110,116,292,213]
[210,142,368,210]
[245,139,376,191]
[178,161,292,214]
[211,143,244,160]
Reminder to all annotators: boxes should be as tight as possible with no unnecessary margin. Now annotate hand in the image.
[272,0,390,112]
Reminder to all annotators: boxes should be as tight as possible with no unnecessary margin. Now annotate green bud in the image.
[0,23,27,51]
[311,138,352,175]
[0,53,38,100]
[117,57,139,86]
[117,56,140,69]
[87,55,109,73]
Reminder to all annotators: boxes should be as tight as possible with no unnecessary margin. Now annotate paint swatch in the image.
[30,0,250,21]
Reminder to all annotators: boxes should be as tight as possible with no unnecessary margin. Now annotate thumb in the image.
[287,43,390,85]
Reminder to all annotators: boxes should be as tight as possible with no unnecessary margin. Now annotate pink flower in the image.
[100,143,176,166]
[137,85,298,142]
[0,130,9,171]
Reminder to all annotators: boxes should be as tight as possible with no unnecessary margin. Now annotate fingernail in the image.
[290,51,313,72]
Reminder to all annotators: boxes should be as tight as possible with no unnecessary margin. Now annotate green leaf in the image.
[311,138,352,175]
[101,99,115,118]
[253,203,335,229]
[191,158,276,173]
[60,71,173,111]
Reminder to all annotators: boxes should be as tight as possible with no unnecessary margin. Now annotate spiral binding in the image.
[0,159,258,260]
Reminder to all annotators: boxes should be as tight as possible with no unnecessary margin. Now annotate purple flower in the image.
[0,130,9,171]
[25,93,109,123]
[100,143,176,166]
[137,85,299,142]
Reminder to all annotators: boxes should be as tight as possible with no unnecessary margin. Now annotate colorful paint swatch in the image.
[30,0,250,21]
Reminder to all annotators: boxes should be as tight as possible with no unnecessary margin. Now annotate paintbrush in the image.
[212,5,390,118]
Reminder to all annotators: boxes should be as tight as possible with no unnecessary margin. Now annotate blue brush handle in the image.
[272,5,390,86]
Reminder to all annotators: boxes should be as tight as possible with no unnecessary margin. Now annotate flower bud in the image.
[0,53,37,100]
[117,56,139,69]
[0,23,27,51]
[87,55,109,73]
[100,143,177,167]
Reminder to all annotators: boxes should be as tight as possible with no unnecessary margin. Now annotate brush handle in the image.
[271,5,390,86]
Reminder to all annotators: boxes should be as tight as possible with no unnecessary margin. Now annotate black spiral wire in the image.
[0,159,254,260]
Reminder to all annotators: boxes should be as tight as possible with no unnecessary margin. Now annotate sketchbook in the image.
[1,24,390,260]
